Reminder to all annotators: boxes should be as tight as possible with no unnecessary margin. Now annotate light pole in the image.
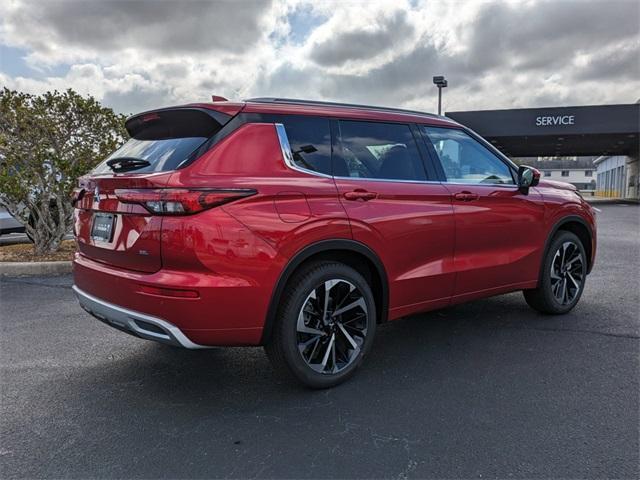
[433,75,448,115]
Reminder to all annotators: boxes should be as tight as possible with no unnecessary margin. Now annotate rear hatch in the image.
[74,108,232,272]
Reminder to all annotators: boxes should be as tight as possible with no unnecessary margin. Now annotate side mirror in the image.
[518,166,540,193]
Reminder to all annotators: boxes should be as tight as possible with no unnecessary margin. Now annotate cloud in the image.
[309,10,415,67]
[1,0,638,114]
[2,0,273,62]
[461,0,639,74]
[574,40,640,82]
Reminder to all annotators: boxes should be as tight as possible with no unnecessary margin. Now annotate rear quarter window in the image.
[275,116,332,176]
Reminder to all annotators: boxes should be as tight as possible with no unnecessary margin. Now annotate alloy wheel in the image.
[550,241,584,305]
[296,279,368,374]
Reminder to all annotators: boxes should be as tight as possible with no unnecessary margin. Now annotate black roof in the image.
[245,97,443,119]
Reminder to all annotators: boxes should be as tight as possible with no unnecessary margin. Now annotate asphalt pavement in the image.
[1,204,638,479]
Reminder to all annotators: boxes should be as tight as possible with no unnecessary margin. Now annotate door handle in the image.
[453,191,479,202]
[344,189,378,201]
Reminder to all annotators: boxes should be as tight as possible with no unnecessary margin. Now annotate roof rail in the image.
[245,97,443,119]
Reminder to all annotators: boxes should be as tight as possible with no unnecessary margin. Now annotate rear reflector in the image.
[138,285,200,298]
[115,188,256,215]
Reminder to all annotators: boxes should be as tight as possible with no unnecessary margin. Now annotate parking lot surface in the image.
[1,204,638,479]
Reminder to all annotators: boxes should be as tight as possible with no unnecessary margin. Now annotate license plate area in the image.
[91,213,115,242]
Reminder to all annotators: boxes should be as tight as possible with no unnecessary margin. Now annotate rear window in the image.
[92,109,229,174]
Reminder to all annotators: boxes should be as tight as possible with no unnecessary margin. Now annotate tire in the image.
[265,261,377,388]
[523,230,588,314]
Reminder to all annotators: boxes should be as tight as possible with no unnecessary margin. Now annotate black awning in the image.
[447,104,639,157]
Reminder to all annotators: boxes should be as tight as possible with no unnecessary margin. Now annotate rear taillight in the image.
[72,188,86,205]
[115,188,256,215]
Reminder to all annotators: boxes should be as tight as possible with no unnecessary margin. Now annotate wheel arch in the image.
[539,215,595,284]
[261,239,389,345]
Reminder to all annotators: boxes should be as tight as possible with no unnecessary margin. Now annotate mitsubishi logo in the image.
[93,185,100,204]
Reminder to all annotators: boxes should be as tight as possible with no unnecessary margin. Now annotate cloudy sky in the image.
[1,0,638,114]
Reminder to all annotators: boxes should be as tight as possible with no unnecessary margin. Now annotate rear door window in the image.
[334,121,427,181]
[92,109,230,174]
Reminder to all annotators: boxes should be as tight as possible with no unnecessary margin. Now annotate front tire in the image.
[524,231,587,314]
[265,261,377,388]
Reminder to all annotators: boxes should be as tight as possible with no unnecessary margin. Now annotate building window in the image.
[561,170,570,177]
[585,170,593,177]
[544,171,551,177]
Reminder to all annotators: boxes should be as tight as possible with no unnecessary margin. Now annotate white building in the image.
[594,155,639,200]
[514,158,597,192]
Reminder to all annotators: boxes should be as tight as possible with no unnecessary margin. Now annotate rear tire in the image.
[265,261,376,388]
[524,231,587,314]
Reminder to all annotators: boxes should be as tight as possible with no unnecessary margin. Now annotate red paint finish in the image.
[75,172,173,273]
[73,100,596,347]
[443,184,546,301]
[333,178,456,318]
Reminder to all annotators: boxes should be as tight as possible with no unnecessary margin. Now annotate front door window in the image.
[422,127,515,185]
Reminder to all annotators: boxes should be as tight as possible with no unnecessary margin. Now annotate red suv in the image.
[73,98,596,388]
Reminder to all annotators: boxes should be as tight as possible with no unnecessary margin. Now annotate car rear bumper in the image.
[73,252,267,346]
[73,285,208,348]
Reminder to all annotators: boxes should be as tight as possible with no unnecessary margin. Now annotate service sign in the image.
[536,115,575,127]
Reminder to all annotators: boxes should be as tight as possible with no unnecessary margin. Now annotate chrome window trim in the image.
[333,176,442,185]
[274,123,333,179]
[333,176,517,188]
[443,182,518,189]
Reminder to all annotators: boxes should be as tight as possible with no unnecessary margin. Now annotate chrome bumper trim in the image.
[72,285,208,349]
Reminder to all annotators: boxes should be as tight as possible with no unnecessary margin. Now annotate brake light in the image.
[115,188,256,215]
[142,113,161,122]
[71,188,86,205]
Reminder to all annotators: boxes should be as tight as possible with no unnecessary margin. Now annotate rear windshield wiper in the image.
[106,157,151,172]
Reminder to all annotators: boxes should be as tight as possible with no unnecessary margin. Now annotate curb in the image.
[584,198,640,205]
[0,261,72,277]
